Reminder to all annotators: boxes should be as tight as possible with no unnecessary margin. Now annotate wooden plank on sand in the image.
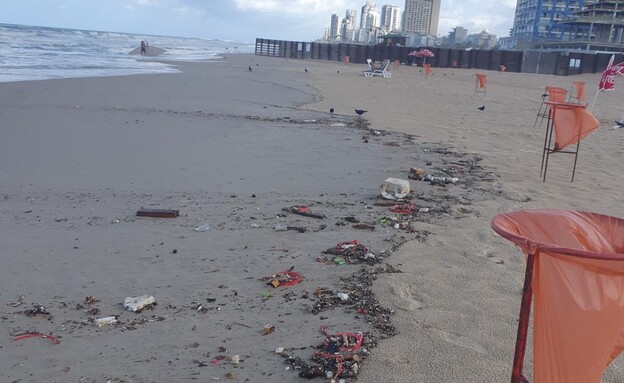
[136,208,179,218]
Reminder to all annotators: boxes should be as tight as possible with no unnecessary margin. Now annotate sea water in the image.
[0,23,254,83]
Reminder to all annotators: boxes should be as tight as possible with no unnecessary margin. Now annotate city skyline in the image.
[1,0,517,42]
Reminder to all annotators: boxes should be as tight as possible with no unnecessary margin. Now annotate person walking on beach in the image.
[140,41,146,56]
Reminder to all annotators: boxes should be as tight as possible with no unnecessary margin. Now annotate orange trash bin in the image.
[492,209,624,383]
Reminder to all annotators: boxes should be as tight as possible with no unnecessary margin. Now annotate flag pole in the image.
[590,90,600,111]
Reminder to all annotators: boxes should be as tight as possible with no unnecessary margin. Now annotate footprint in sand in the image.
[391,284,425,311]
[484,250,505,265]
[434,329,488,354]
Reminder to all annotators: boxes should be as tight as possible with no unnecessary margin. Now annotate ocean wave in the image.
[0,23,252,83]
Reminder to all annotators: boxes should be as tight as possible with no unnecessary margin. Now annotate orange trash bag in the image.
[423,63,432,77]
[475,74,487,95]
[546,86,567,103]
[549,102,599,150]
[492,209,624,383]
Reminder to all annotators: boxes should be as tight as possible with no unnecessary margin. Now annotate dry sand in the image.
[1,53,624,383]
[302,58,624,382]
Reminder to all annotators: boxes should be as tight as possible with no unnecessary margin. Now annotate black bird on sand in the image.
[337,70,340,74]
[355,109,367,116]
[248,66,252,71]
[330,108,335,114]
[477,105,485,112]
[615,120,624,128]
[305,68,308,72]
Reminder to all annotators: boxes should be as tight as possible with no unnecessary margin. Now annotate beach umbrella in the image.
[417,49,435,65]
[408,50,419,56]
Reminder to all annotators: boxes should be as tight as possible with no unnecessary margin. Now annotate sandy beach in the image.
[2,53,624,382]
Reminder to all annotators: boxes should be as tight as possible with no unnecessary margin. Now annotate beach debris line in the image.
[123,295,156,312]
[136,208,179,218]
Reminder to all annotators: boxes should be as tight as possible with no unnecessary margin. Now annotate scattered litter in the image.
[283,324,365,381]
[231,355,240,365]
[24,304,51,318]
[276,347,286,355]
[265,270,303,288]
[389,203,415,214]
[330,123,346,127]
[410,167,426,176]
[136,208,179,218]
[13,332,60,344]
[283,206,326,219]
[318,240,374,265]
[250,223,261,228]
[226,372,236,380]
[94,316,118,327]
[261,292,272,300]
[263,324,276,335]
[194,224,210,232]
[337,293,349,301]
[380,178,410,200]
[124,295,156,312]
[274,223,287,231]
[303,119,317,123]
[425,174,458,185]
[85,296,100,305]
[352,223,375,231]
[274,224,307,233]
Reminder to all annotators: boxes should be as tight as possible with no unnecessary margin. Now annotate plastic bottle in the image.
[194,224,210,232]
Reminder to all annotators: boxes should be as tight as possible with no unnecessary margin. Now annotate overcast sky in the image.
[1,0,517,42]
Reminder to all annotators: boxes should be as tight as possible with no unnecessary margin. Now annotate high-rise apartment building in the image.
[330,13,341,40]
[360,1,378,30]
[402,0,441,35]
[509,0,585,48]
[341,9,358,41]
[381,5,401,31]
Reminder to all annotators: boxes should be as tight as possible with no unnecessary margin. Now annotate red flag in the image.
[599,54,615,91]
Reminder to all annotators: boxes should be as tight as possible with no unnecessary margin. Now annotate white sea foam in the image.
[0,23,253,83]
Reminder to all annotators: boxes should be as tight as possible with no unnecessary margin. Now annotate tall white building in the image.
[360,1,378,30]
[341,9,357,41]
[381,5,401,32]
[402,0,440,35]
